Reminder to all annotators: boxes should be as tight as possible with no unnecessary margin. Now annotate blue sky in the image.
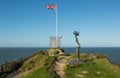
[0,0,120,47]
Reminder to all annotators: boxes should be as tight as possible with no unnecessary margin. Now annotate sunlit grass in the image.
[65,56,120,78]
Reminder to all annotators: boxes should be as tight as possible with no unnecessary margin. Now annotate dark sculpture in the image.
[73,31,80,61]
[68,31,86,65]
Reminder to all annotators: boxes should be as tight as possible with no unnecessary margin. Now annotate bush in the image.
[96,54,107,59]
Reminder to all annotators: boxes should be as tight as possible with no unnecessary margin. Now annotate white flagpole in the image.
[55,4,58,47]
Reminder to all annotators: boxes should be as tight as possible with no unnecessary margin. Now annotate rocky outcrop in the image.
[45,48,65,56]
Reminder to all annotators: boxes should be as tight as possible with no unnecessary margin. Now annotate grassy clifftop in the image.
[18,48,120,78]
[19,50,59,78]
[65,57,120,78]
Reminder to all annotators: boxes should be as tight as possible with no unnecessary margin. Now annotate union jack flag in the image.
[46,4,56,9]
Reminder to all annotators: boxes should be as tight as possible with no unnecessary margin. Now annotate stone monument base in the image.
[68,59,87,66]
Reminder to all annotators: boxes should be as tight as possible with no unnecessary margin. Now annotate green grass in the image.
[19,51,47,71]
[65,58,120,78]
[22,67,55,78]
[0,72,7,78]
[21,52,58,78]
[20,51,120,78]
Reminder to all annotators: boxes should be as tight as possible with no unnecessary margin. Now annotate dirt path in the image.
[12,72,24,78]
[6,71,24,78]
[55,56,70,78]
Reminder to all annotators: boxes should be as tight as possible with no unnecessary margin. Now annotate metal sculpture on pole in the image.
[68,31,86,65]
[73,31,80,61]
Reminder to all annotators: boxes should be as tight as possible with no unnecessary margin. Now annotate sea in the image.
[0,47,120,65]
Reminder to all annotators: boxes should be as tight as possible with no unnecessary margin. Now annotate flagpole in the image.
[55,4,58,47]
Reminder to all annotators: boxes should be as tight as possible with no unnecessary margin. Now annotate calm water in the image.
[0,47,120,65]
